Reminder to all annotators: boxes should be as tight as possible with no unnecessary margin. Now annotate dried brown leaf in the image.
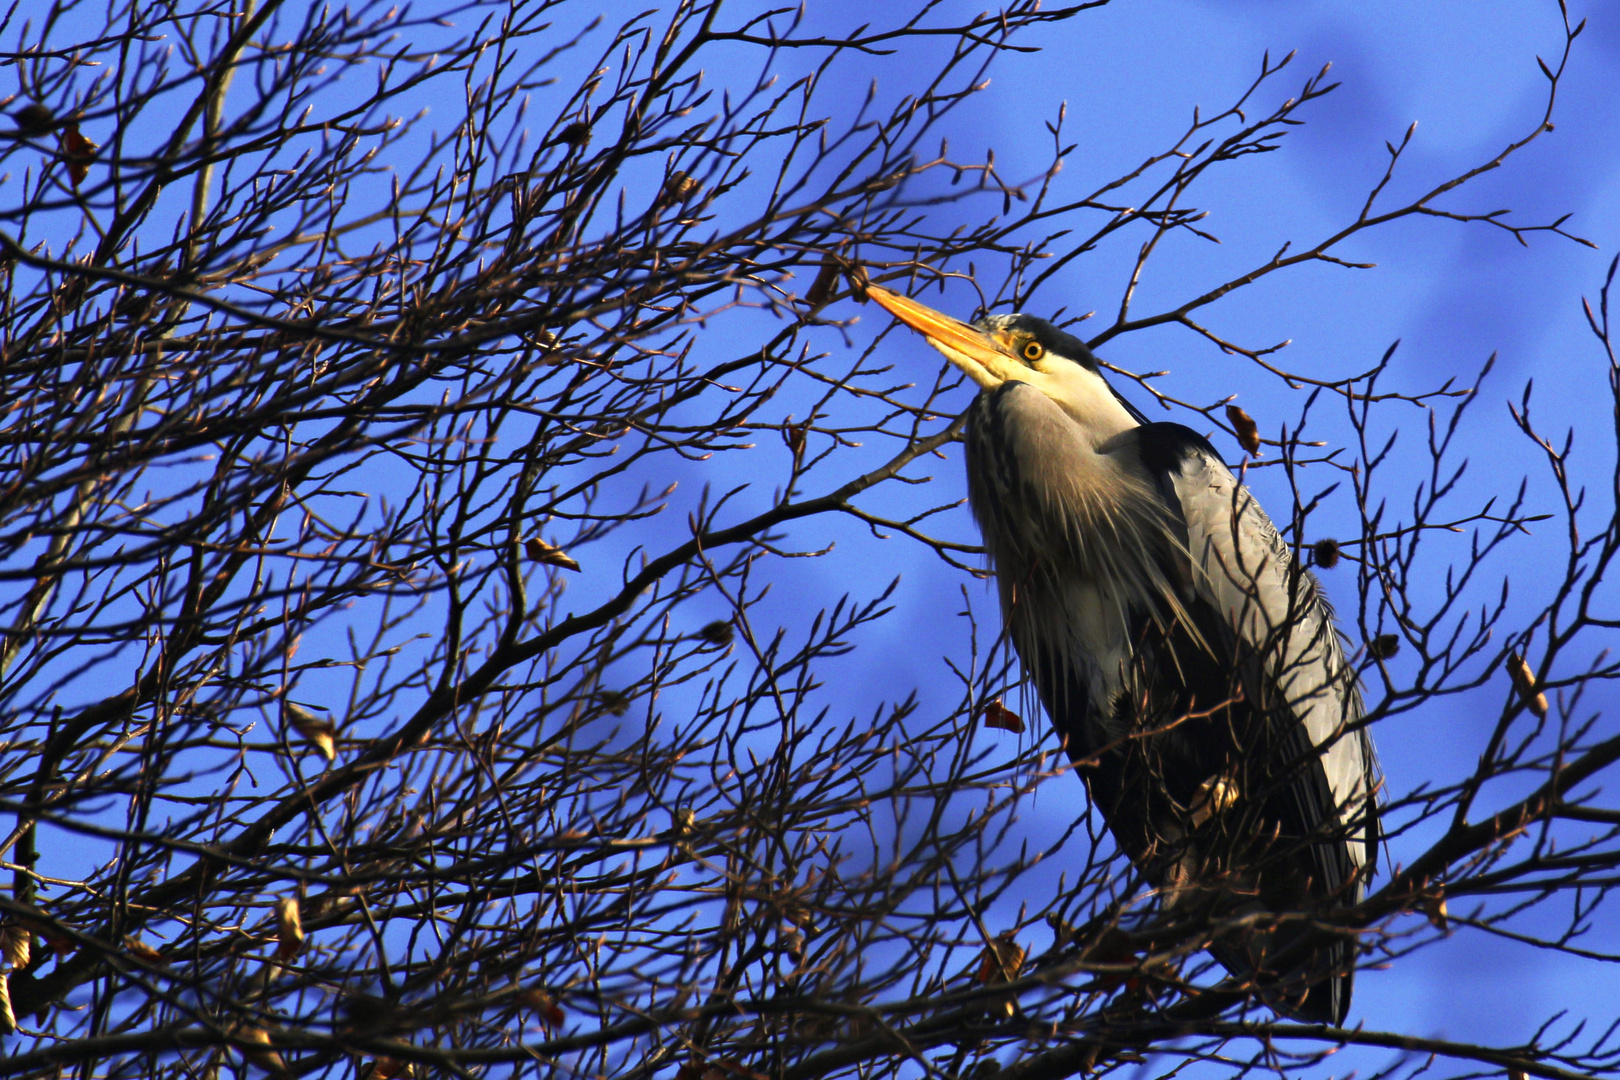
[979,699,1024,734]
[275,897,304,959]
[60,122,97,188]
[1189,775,1239,828]
[805,257,841,309]
[123,937,166,965]
[233,1026,288,1076]
[518,988,566,1028]
[1507,652,1548,718]
[284,702,337,762]
[525,537,581,572]
[1225,404,1261,455]
[0,924,31,970]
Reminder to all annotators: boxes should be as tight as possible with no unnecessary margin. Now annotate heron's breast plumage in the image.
[964,381,1185,729]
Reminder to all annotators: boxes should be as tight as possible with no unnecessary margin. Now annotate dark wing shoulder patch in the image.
[1133,422,1223,478]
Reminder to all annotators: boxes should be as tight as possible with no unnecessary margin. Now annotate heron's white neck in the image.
[1031,363,1139,449]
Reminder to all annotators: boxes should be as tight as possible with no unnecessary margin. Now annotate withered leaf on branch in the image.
[975,930,1025,1018]
[274,897,304,959]
[525,536,581,571]
[60,122,97,188]
[805,256,842,309]
[1188,775,1239,828]
[283,702,337,762]
[1224,403,1262,455]
[232,1026,288,1076]
[662,171,700,203]
[0,924,31,970]
[1508,652,1549,718]
[0,973,14,1035]
[976,930,1025,983]
[517,987,566,1028]
[123,937,166,966]
[978,699,1024,734]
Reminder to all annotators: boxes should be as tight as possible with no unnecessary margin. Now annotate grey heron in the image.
[868,284,1378,1023]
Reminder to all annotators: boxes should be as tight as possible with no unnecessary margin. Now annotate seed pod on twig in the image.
[553,121,590,149]
[698,620,734,646]
[1312,538,1341,569]
[1367,634,1400,661]
[12,103,54,136]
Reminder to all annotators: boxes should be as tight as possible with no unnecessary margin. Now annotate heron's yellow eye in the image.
[1021,340,1044,362]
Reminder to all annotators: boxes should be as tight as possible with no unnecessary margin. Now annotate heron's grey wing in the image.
[1136,422,1377,1023]
[1135,423,1376,878]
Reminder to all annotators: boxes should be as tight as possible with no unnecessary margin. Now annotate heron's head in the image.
[868,284,1137,438]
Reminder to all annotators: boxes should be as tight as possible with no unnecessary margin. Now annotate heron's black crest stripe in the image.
[974,313,1101,372]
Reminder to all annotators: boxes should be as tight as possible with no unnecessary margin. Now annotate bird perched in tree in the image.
[868,283,1378,1023]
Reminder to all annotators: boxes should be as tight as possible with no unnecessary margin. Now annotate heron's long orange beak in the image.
[866,284,1011,387]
